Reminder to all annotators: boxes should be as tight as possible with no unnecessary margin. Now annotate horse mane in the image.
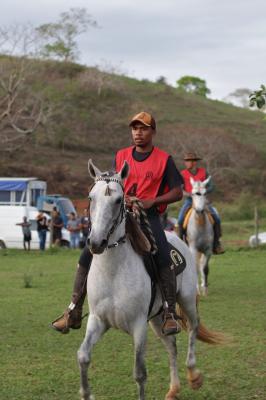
[125,212,151,255]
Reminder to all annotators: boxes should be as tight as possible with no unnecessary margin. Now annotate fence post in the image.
[254,206,259,247]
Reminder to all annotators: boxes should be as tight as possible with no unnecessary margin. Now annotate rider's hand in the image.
[140,199,155,209]
[125,195,134,209]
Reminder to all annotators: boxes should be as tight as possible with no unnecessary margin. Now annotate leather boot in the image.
[51,263,88,334]
[159,265,181,336]
[213,222,225,255]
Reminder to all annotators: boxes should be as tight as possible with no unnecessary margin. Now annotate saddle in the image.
[183,207,214,230]
[126,212,186,278]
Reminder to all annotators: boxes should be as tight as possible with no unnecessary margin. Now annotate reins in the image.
[129,197,158,255]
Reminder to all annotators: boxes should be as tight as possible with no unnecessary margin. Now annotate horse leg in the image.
[77,314,107,400]
[133,319,148,400]
[149,315,180,400]
[178,296,203,390]
[199,253,210,296]
[190,248,201,295]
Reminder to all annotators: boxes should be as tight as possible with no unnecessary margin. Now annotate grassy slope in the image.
[1,58,266,199]
[0,246,265,400]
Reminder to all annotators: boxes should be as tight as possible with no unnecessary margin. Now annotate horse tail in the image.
[177,296,229,345]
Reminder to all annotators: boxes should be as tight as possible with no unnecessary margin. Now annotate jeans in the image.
[178,198,192,225]
[178,197,221,225]
[70,232,80,249]
[38,230,47,250]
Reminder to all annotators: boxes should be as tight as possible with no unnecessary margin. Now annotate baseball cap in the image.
[129,111,156,130]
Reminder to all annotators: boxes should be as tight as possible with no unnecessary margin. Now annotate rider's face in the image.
[185,160,197,170]
[131,123,155,147]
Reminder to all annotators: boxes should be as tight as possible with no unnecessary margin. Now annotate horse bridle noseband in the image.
[89,176,126,250]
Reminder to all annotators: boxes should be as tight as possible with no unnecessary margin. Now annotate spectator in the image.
[16,216,32,251]
[79,208,91,248]
[36,212,49,250]
[67,212,81,249]
[52,209,64,246]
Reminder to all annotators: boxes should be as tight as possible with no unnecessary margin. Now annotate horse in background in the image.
[77,161,224,400]
[186,177,214,295]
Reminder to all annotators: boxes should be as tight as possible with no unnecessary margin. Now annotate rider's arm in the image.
[154,187,182,206]
[154,156,183,206]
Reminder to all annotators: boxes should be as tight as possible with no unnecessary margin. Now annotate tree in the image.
[224,88,252,108]
[249,85,266,109]
[36,8,98,62]
[0,24,47,155]
[156,76,167,85]
[176,76,211,97]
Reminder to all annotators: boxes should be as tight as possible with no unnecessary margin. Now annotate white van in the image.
[0,205,46,249]
[0,178,70,249]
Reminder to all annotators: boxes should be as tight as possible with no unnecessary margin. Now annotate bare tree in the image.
[0,24,47,154]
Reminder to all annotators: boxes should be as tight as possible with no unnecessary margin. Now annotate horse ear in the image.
[119,161,130,180]
[88,159,102,178]
[190,177,195,186]
[203,176,211,186]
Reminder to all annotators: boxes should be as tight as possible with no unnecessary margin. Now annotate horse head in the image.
[87,159,129,254]
[190,176,211,214]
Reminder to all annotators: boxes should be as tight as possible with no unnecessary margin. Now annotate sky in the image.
[1,0,266,100]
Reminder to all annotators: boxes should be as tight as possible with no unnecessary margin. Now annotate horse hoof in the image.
[79,389,94,400]
[165,384,181,399]
[187,368,203,390]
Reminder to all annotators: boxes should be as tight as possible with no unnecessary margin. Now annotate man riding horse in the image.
[177,152,224,255]
[52,111,184,336]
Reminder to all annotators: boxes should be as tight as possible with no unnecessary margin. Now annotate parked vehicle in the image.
[37,194,77,227]
[0,178,73,249]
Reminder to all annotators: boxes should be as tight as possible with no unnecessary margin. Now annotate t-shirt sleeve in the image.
[164,156,183,189]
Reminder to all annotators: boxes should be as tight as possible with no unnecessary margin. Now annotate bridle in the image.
[89,175,126,250]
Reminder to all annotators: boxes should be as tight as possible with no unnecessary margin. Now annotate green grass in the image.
[0,248,265,400]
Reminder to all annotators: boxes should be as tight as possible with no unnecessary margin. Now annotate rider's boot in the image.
[178,223,185,240]
[51,263,88,334]
[160,265,181,336]
[213,222,225,255]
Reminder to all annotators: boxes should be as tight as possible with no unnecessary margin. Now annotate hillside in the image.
[1,57,266,200]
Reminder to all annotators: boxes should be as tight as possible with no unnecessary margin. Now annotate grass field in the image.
[0,247,265,400]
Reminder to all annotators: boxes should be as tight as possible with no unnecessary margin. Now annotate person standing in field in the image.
[52,209,64,247]
[79,208,90,248]
[52,111,183,336]
[36,212,49,251]
[16,216,32,251]
[67,212,81,249]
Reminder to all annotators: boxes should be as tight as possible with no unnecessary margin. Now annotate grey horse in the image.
[186,177,214,295]
[77,161,223,400]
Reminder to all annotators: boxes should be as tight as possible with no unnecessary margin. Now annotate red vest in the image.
[181,167,206,193]
[115,146,169,212]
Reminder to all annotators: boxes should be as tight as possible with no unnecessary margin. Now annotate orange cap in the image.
[129,111,156,130]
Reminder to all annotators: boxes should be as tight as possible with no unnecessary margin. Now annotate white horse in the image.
[77,161,223,400]
[186,177,214,296]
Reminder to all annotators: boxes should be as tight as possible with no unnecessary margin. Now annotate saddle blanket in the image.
[183,208,214,229]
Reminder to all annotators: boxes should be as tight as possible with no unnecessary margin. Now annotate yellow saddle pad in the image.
[183,208,214,229]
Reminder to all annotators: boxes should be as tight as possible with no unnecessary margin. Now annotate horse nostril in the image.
[100,239,107,247]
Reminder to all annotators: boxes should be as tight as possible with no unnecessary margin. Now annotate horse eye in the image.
[196,192,201,196]
[88,195,92,201]
[115,197,122,204]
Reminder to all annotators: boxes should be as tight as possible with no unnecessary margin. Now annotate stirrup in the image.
[51,310,71,334]
[162,312,181,336]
